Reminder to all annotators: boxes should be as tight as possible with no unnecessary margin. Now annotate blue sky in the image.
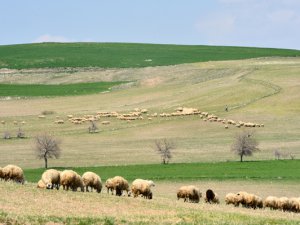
[1,0,300,49]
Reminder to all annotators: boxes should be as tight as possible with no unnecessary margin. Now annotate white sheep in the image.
[1,164,25,184]
[131,179,155,199]
[82,171,102,193]
[60,170,84,192]
[41,169,61,190]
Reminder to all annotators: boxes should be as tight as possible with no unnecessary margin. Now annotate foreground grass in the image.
[0,181,299,225]
[0,43,300,69]
[24,160,300,183]
[0,81,125,97]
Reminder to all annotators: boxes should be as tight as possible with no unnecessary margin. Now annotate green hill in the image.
[0,42,300,69]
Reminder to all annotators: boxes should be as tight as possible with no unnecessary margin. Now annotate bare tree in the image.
[34,133,61,168]
[274,149,281,160]
[3,131,11,139]
[231,130,259,162]
[154,138,175,164]
[17,127,25,138]
[88,121,98,133]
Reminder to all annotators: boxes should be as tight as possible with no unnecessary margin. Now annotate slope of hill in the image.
[0,42,300,69]
[0,57,299,168]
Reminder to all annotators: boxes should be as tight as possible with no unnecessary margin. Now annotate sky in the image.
[1,0,300,49]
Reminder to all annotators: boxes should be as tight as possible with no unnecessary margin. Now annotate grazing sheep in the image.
[112,176,130,196]
[225,193,238,206]
[82,171,102,193]
[41,169,61,190]
[236,191,262,209]
[37,179,46,189]
[131,179,155,199]
[71,173,84,192]
[1,164,25,184]
[60,170,84,192]
[289,197,300,213]
[177,185,201,203]
[105,178,114,194]
[205,189,219,204]
[278,197,291,211]
[105,176,130,196]
[264,196,279,210]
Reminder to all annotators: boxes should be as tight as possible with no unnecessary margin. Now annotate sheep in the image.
[225,193,238,206]
[112,176,130,196]
[41,169,61,190]
[204,189,220,204]
[131,179,155,199]
[105,176,130,196]
[1,164,25,184]
[177,185,201,203]
[264,196,279,210]
[278,197,291,211]
[235,191,262,209]
[37,179,46,189]
[71,173,84,192]
[105,178,114,194]
[82,171,102,193]
[60,170,84,192]
[289,197,300,213]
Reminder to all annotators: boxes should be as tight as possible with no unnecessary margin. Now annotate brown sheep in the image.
[264,196,279,210]
[1,164,25,184]
[131,179,155,199]
[289,197,300,213]
[60,170,84,192]
[105,176,130,196]
[37,179,46,189]
[236,192,262,209]
[105,178,114,194]
[82,171,102,193]
[225,193,238,206]
[41,169,60,190]
[205,189,220,204]
[278,197,291,211]
[177,185,201,203]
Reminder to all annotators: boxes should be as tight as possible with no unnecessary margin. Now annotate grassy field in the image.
[0,57,300,168]
[0,43,300,69]
[0,81,125,97]
[0,43,300,224]
[0,180,299,225]
[23,160,300,183]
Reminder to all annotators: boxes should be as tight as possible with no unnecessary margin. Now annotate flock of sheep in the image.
[1,165,299,214]
[225,192,300,212]
[45,107,262,129]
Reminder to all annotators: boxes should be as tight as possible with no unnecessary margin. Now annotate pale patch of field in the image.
[0,58,300,168]
[0,180,299,224]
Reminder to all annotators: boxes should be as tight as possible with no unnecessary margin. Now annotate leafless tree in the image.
[274,149,281,160]
[154,138,175,164]
[231,130,259,162]
[3,131,11,139]
[17,127,25,138]
[88,121,98,133]
[34,133,61,168]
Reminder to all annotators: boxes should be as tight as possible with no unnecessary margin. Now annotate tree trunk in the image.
[240,154,243,162]
[44,156,48,168]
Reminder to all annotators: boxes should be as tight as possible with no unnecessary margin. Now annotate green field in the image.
[1,43,300,224]
[24,160,300,183]
[0,43,300,69]
[0,81,125,97]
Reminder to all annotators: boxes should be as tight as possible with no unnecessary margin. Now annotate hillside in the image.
[0,56,299,168]
[0,43,300,69]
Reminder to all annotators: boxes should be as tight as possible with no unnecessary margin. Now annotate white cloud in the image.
[33,34,75,43]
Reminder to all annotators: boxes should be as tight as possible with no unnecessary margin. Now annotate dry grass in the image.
[0,180,299,224]
[0,57,300,168]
